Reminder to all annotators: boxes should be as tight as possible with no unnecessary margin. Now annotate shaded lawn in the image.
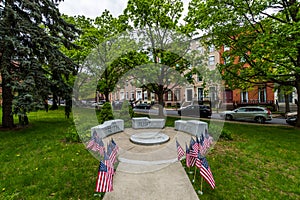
[0,109,100,200]
[0,108,299,199]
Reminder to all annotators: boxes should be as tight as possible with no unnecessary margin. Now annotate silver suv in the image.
[220,106,272,123]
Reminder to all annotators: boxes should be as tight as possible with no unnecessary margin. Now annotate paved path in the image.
[103,128,199,200]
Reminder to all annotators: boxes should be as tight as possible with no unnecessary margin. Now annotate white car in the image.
[220,106,272,123]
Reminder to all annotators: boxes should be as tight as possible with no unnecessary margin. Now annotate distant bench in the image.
[91,119,124,138]
[132,117,165,129]
[175,120,208,137]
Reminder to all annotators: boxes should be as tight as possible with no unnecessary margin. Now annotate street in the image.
[133,108,289,126]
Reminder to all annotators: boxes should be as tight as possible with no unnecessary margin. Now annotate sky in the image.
[58,0,191,19]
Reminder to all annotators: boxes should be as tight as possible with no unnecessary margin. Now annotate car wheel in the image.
[255,116,265,124]
[225,114,233,120]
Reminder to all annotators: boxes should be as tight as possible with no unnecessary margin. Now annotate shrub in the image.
[209,124,233,141]
[117,100,134,128]
[220,128,233,140]
[98,102,114,124]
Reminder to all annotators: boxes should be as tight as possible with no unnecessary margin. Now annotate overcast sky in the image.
[58,0,191,19]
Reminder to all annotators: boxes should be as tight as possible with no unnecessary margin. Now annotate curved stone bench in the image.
[175,120,208,137]
[91,119,124,138]
[132,117,165,129]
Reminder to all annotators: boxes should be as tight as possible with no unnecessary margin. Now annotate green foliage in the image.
[115,100,134,128]
[209,123,233,141]
[186,0,300,126]
[219,129,233,141]
[98,102,114,124]
[0,0,79,127]
[123,0,194,116]
[65,122,81,143]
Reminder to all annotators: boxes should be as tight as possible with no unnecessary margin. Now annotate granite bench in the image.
[91,119,124,138]
[132,117,165,129]
[175,120,208,137]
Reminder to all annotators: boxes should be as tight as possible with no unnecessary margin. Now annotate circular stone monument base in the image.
[130,132,170,145]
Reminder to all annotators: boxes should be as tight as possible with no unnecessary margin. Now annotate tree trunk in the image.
[50,94,58,110]
[104,91,110,102]
[284,94,291,113]
[157,85,165,117]
[1,74,14,128]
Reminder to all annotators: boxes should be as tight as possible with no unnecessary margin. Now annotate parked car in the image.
[286,111,297,126]
[219,106,272,123]
[134,103,151,109]
[178,105,212,118]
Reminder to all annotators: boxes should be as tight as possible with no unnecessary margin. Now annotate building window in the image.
[187,89,193,101]
[175,89,180,101]
[120,92,124,100]
[126,92,129,100]
[137,91,142,100]
[198,88,203,101]
[209,56,215,65]
[144,91,148,100]
[241,90,248,103]
[131,92,135,100]
[167,90,172,101]
[259,87,266,103]
[210,87,216,101]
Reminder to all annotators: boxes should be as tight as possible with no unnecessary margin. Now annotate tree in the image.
[67,10,144,104]
[61,15,97,102]
[0,0,78,128]
[124,0,193,116]
[187,0,300,126]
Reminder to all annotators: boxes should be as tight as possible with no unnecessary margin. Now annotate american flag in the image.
[95,161,113,192]
[195,151,203,169]
[204,131,213,148]
[107,142,117,164]
[110,139,119,163]
[104,151,114,175]
[95,137,105,156]
[86,137,96,150]
[111,139,119,153]
[86,131,98,150]
[199,157,215,189]
[185,144,191,167]
[176,140,185,161]
[199,134,207,155]
[189,137,198,158]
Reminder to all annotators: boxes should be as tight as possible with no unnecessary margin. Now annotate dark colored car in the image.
[286,112,297,126]
[286,116,297,126]
[178,105,212,118]
[134,103,151,109]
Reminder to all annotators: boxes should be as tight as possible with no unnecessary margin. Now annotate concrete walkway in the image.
[103,128,199,200]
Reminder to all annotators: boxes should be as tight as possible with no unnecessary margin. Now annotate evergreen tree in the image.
[0,0,79,128]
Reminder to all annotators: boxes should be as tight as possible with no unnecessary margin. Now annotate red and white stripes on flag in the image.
[198,156,215,189]
[95,161,113,193]
[176,140,185,161]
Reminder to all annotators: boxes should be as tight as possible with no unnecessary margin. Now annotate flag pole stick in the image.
[193,167,197,183]
[199,176,204,195]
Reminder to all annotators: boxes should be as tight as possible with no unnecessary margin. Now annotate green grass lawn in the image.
[0,108,299,199]
[184,123,300,200]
